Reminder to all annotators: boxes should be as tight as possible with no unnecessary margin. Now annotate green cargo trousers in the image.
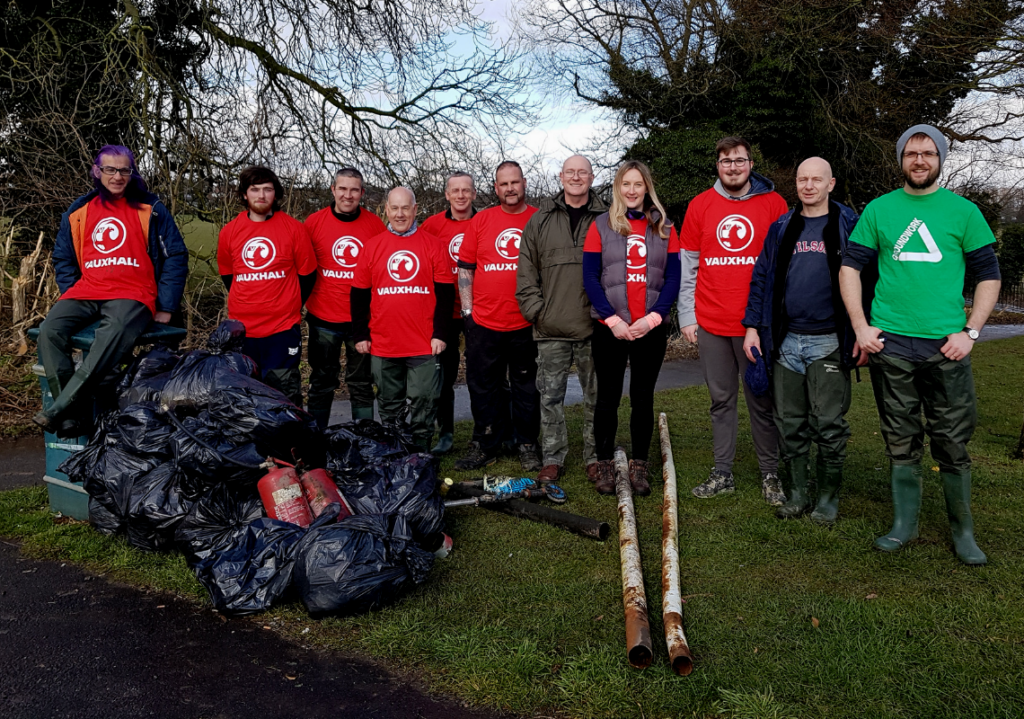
[868,351,977,472]
[536,338,597,467]
[771,349,851,464]
[371,355,441,452]
[37,298,152,422]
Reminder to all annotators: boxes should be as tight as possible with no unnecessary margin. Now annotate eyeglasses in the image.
[562,170,592,178]
[717,158,750,167]
[902,151,939,161]
[98,166,133,177]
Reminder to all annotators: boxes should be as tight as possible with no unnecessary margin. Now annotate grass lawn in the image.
[3,337,1024,719]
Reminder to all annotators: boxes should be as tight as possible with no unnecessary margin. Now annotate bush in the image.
[998,224,1024,288]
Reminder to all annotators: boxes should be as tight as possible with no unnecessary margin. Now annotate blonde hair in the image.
[608,160,670,239]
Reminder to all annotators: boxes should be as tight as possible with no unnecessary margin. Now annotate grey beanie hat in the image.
[897,124,948,165]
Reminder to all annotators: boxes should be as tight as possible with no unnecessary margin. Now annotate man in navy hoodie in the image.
[33,145,188,437]
[742,157,867,523]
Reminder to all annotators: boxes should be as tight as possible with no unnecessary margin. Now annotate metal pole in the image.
[614,447,652,668]
[660,413,693,676]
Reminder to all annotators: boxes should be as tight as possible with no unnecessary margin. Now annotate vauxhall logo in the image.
[716,214,755,253]
[332,236,362,268]
[494,228,521,260]
[449,233,464,262]
[242,237,276,271]
[626,235,647,270]
[387,250,420,282]
[92,217,127,254]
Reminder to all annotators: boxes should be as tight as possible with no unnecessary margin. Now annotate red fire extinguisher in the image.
[258,460,314,528]
[300,468,354,521]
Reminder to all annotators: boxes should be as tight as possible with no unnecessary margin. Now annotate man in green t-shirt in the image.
[839,124,1001,565]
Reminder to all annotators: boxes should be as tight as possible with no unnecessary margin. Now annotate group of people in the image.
[34,122,1000,565]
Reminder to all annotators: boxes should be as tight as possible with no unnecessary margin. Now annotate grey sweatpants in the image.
[697,328,778,474]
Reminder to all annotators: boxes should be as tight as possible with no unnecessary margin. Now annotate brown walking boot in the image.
[536,464,564,484]
[594,460,616,495]
[628,460,651,496]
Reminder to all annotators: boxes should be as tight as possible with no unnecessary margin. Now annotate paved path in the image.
[323,322,1024,424]
[326,357,707,425]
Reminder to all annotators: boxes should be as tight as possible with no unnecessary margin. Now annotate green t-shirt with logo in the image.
[849,187,996,339]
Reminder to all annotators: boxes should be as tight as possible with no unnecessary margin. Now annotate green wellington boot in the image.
[810,461,843,525]
[776,454,811,519]
[874,464,922,552]
[941,470,987,566]
[351,405,374,421]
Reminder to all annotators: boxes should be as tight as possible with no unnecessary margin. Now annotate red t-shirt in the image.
[680,189,788,336]
[304,207,387,323]
[583,218,680,323]
[217,211,317,338]
[420,210,471,319]
[352,228,452,358]
[458,204,538,331]
[62,197,158,314]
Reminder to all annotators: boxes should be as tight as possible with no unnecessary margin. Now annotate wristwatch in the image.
[963,326,980,341]
[460,308,472,319]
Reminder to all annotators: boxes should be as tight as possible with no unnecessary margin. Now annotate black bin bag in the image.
[116,345,181,398]
[293,513,434,617]
[116,401,175,458]
[160,320,257,411]
[194,505,341,616]
[170,414,266,499]
[337,453,445,547]
[206,368,324,465]
[126,462,196,552]
[119,371,172,409]
[175,483,265,566]
[59,413,161,536]
[325,420,413,481]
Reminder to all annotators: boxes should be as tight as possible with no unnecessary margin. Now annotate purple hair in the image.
[92,145,149,206]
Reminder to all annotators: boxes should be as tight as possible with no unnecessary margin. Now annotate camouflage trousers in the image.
[536,338,597,467]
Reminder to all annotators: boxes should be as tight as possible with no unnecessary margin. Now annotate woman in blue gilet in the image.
[583,160,681,496]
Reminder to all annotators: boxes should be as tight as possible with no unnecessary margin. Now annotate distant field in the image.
[178,216,220,280]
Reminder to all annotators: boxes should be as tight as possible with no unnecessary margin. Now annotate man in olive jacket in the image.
[516,155,607,482]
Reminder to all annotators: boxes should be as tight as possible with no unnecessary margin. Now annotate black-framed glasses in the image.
[717,158,750,167]
[98,166,133,177]
[902,151,939,161]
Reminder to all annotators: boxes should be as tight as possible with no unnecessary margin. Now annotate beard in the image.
[719,172,750,194]
[904,164,940,190]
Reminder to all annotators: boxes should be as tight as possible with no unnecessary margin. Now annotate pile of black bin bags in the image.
[58,320,444,618]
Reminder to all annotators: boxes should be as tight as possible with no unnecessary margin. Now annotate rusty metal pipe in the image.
[660,413,693,676]
[614,447,652,669]
[448,484,610,541]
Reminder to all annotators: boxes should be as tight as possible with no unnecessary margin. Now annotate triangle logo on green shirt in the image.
[893,218,943,263]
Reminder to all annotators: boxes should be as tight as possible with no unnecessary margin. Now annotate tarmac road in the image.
[0,542,508,719]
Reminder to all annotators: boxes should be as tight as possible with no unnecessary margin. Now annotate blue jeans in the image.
[777,332,839,375]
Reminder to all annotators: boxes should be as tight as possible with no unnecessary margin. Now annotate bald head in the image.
[388,186,416,206]
[560,154,594,208]
[797,157,832,180]
[386,186,417,233]
[795,157,836,217]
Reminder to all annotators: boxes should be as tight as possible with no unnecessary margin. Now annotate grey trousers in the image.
[697,328,778,474]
